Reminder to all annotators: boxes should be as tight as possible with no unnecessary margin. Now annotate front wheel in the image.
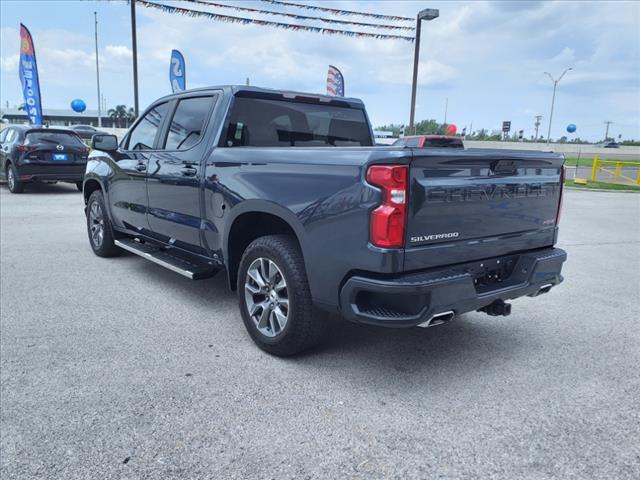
[237,235,326,356]
[86,190,121,257]
[6,163,24,193]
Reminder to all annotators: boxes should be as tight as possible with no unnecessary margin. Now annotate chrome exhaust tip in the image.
[536,283,553,296]
[417,310,455,328]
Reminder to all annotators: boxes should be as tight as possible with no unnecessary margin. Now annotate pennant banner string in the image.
[136,1,416,42]
[189,0,414,31]
[261,0,414,22]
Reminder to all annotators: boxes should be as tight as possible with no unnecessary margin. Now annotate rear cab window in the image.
[25,130,85,146]
[223,95,373,147]
[423,137,464,148]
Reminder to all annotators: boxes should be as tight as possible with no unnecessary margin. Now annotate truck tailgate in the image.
[404,149,564,271]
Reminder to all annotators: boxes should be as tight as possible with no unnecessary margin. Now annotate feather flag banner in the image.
[169,49,186,93]
[188,0,414,31]
[18,24,44,125]
[261,0,414,22]
[326,65,344,97]
[136,1,415,42]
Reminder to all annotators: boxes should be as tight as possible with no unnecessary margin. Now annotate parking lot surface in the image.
[1,184,639,479]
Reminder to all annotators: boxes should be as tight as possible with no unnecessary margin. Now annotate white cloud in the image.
[0,54,18,73]
[104,45,132,59]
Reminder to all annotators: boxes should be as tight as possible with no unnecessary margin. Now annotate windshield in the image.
[26,131,85,146]
[224,96,373,147]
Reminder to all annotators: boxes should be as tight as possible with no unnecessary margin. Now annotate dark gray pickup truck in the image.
[83,86,567,356]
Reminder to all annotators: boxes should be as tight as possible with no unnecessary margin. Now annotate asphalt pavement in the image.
[1,183,639,479]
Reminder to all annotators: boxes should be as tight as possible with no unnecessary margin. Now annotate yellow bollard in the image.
[614,162,622,180]
[591,154,599,181]
[636,168,640,185]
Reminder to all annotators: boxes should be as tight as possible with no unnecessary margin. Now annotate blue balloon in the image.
[71,99,86,113]
[566,123,576,133]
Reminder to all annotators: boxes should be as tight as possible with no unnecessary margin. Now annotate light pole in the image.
[94,11,102,127]
[544,67,572,145]
[130,0,139,118]
[409,8,439,135]
[604,120,613,142]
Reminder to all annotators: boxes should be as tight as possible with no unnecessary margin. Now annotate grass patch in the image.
[565,179,640,191]
[563,157,640,167]
[564,157,595,167]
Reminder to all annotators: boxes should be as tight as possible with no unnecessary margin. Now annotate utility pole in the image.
[94,11,102,127]
[444,97,448,124]
[544,67,572,146]
[408,8,439,135]
[534,115,542,142]
[604,121,613,142]
[130,0,139,118]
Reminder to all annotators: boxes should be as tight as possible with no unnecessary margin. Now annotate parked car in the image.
[83,86,567,356]
[69,124,107,140]
[393,134,464,148]
[1,125,90,193]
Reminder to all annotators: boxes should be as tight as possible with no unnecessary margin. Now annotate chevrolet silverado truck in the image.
[83,86,567,356]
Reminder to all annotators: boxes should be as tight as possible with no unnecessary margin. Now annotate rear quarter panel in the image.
[204,147,412,308]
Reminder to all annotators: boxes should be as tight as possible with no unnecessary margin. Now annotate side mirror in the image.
[91,134,118,152]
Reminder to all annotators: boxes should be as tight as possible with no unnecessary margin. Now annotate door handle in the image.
[135,163,146,172]
[181,166,197,177]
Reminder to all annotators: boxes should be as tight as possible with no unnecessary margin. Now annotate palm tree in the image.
[126,107,136,127]
[107,105,128,128]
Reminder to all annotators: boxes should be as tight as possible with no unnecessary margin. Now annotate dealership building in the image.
[1,107,120,128]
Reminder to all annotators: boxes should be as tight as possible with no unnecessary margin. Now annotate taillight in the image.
[556,165,565,224]
[367,165,409,248]
[17,144,35,152]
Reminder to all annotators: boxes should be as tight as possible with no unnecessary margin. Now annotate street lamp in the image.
[409,8,439,135]
[544,67,572,145]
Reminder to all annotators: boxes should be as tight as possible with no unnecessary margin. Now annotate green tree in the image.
[107,105,132,128]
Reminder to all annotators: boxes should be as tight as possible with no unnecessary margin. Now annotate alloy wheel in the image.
[7,167,15,190]
[244,257,289,338]
[89,201,105,248]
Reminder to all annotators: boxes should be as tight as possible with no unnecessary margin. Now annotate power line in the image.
[261,0,414,22]
[190,0,414,31]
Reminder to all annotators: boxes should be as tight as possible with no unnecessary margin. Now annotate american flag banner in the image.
[326,65,344,97]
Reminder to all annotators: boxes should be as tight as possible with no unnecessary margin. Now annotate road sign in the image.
[502,121,511,133]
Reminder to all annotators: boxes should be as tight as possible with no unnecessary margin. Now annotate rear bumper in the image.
[339,247,567,327]
[15,163,85,182]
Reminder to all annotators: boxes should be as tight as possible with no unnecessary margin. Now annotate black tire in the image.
[237,235,326,356]
[6,163,24,194]
[76,181,83,192]
[86,190,121,257]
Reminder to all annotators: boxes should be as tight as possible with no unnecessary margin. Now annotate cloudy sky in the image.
[1,0,639,141]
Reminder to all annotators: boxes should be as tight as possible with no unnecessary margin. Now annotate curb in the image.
[565,186,640,193]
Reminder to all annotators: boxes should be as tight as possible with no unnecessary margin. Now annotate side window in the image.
[4,129,17,145]
[126,102,168,151]
[0,129,8,144]
[405,137,420,147]
[164,96,215,150]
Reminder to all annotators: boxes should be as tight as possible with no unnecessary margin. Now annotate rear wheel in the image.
[86,190,121,257]
[6,163,24,194]
[237,235,326,356]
